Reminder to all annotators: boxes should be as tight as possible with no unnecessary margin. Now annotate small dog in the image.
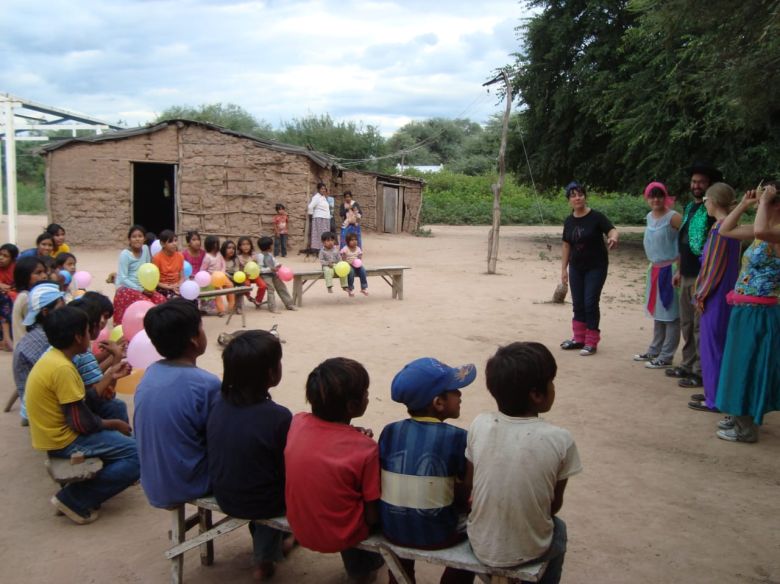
[218,325,280,347]
[298,247,319,261]
[552,283,568,304]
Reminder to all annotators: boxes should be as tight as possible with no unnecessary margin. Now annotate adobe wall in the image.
[338,171,379,230]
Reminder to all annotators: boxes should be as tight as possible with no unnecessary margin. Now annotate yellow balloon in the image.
[233,270,247,284]
[334,261,351,278]
[244,261,260,280]
[138,263,160,291]
[109,325,123,342]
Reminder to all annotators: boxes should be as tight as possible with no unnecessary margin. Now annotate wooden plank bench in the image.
[165,496,547,584]
[291,265,411,307]
[45,452,104,485]
[198,286,255,328]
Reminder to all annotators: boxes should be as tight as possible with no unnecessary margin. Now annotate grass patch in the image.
[7,182,47,214]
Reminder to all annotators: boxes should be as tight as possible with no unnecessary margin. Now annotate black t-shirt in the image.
[562,209,615,270]
[678,202,716,277]
[207,396,292,519]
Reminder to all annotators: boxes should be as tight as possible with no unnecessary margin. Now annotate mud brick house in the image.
[39,119,424,247]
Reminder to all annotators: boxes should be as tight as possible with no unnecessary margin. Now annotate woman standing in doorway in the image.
[560,181,619,356]
[307,183,331,252]
[339,191,363,249]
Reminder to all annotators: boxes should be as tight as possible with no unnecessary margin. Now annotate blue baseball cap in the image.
[391,358,477,411]
[23,282,65,326]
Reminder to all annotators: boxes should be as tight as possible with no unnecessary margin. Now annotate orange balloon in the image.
[212,271,229,288]
[115,368,145,395]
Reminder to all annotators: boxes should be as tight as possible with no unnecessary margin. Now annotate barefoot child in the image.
[285,358,384,583]
[257,236,296,312]
[318,232,347,293]
[467,342,582,584]
[380,358,477,584]
[152,229,185,298]
[133,299,221,508]
[273,203,289,257]
[340,233,368,297]
[207,330,293,580]
[0,243,19,351]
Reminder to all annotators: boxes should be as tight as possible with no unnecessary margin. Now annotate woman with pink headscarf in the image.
[633,182,682,368]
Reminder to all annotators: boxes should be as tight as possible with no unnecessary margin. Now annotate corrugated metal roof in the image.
[37,119,338,169]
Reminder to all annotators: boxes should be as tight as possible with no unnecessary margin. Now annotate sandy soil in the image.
[1,215,778,584]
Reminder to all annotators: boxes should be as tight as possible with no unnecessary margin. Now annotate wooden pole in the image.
[487,70,512,274]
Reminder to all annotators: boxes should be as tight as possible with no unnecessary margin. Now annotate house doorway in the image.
[382,185,403,233]
[133,162,176,235]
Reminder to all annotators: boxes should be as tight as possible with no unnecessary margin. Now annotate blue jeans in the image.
[48,430,140,517]
[348,265,368,291]
[340,547,384,578]
[274,234,288,257]
[85,389,129,423]
[248,521,284,564]
[522,517,567,584]
[568,265,608,330]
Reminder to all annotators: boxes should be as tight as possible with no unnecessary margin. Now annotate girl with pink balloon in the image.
[113,225,165,325]
[340,233,368,297]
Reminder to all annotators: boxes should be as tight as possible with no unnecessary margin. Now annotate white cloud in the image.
[0,0,528,132]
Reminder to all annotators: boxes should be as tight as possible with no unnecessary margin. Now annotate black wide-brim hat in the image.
[685,161,724,183]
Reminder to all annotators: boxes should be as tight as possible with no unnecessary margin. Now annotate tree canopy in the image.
[155,103,274,138]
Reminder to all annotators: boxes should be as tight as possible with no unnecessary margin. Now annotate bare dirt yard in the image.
[1,215,778,584]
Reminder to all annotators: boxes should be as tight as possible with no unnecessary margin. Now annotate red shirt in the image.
[284,412,380,552]
[273,214,288,235]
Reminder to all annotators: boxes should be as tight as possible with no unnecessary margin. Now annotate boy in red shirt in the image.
[273,203,289,257]
[284,357,383,583]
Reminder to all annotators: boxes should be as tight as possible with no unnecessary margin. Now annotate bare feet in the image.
[348,290,355,297]
[360,289,369,296]
[252,561,275,581]
[282,534,298,557]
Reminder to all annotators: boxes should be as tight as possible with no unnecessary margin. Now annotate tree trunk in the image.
[487,70,512,274]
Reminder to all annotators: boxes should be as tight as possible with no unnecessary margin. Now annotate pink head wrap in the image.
[643,181,675,209]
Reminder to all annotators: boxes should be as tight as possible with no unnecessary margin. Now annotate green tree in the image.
[387,118,484,167]
[155,103,274,138]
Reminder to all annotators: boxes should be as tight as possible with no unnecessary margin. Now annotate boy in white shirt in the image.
[467,342,582,584]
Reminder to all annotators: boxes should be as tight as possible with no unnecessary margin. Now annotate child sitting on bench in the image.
[133,298,221,509]
[207,330,293,580]
[285,358,384,584]
[380,357,477,584]
[467,342,582,584]
[26,305,139,525]
[318,231,348,293]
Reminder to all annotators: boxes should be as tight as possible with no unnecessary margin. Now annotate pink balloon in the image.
[73,270,92,289]
[92,325,110,354]
[126,330,162,369]
[277,266,294,282]
[180,280,200,300]
[122,300,155,341]
[194,271,212,287]
[352,258,362,269]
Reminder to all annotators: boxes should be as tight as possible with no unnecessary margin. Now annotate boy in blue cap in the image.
[378,358,477,584]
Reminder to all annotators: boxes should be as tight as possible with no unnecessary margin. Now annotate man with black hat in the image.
[666,162,722,388]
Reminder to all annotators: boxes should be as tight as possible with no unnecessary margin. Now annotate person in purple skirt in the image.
[689,183,741,412]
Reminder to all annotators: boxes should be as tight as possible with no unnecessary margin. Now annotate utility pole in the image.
[484,68,513,274]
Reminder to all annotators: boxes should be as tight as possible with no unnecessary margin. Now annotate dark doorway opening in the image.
[133,162,176,236]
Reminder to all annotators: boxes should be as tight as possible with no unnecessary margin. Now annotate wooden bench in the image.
[291,265,411,307]
[46,452,104,485]
[165,497,547,584]
[198,286,255,328]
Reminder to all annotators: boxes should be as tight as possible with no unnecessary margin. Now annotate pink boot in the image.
[581,329,601,356]
[561,320,587,350]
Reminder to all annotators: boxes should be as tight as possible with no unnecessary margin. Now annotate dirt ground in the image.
[1,215,778,584]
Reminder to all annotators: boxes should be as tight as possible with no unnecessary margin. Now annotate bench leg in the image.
[378,546,413,584]
[198,507,214,566]
[293,278,303,307]
[170,506,186,584]
[392,274,404,300]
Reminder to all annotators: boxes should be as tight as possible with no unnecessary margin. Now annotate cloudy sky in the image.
[0,0,529,135]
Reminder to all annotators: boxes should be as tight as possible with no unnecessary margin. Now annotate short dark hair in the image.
[185,230,201,244]
[258,236,273,252]
[158,229,176,244]
[306,357,369,422]
[317,182,326,189]
[44,306,88,350]
[68,294,103,330]
[345,233,358,244]
[221,330,282,406]
[54,252,76,268]
[343,191,352,198]
[46,223,65,236]
[275,203,286,211]
[1,243,19,261]
[14,256,46,291]
[145,232,157,247]
[485,342,557,415]
[144,298,202,360]
[220,239,236,258]
[204,235,221,254]
[128,224,146,239]
[36,232,54,246]
[321,231,336,243]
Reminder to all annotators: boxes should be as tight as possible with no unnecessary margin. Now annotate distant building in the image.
[396,164,443,174]
[39,119,424,246]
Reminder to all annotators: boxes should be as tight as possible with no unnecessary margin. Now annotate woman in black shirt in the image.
[560,182,619,355]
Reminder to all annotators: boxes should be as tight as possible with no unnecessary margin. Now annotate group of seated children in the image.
[15,283,140,523]
[318,231,369,296]
[131,298,579,584]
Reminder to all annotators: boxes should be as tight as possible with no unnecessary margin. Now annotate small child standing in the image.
[467,342,582,584]
[341,233,368,297]
[257,236,296,312]
[0,243,19,351]
[152,229,185,298]
[207,330,293,580]
[285,358,384,584]
[273,204,289,258]
[380,358,477,584]
[318,232,347,293]
[237,236,267,307]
